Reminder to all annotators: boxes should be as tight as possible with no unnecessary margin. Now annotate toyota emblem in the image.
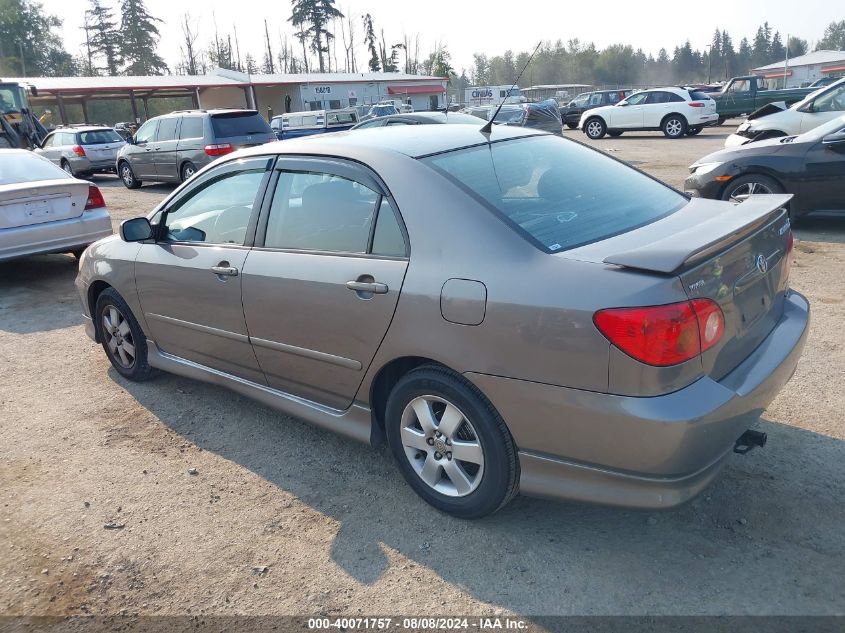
[756,254,768,274]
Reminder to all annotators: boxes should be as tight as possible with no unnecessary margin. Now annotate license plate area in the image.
[24,199,51,218]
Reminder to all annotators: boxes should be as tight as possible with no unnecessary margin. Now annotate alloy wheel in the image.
[586,121,603,138]
[728,181,773,203]
[399,395,485,497]
[121,164,134,186]
[101,305,136,369]
[665,118,683,137]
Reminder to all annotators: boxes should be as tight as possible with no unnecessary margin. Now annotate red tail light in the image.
[204,143,233,156]
[72,145,86,156]
[783,229,794,281]
[688,102,705,108]
[84,184,106,211]
[594,299,725,366]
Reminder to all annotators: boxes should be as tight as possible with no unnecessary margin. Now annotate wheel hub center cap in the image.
[433,437,448,453]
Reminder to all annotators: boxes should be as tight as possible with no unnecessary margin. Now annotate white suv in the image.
[579,87,718,139]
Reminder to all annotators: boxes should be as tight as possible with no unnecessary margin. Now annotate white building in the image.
[752,50,845,88]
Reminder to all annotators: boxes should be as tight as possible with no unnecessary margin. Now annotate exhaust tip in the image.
[734,429,767,455]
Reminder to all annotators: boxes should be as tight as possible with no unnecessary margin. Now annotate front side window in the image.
[645,91,670,104]
[264,171,380,253]
[422,135,685,253]
[622,92,648,106]
[813,84,845,112]
[135,120,158,144]
[162,158,269,245]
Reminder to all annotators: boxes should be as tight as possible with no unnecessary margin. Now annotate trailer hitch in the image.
[734,429,767,455]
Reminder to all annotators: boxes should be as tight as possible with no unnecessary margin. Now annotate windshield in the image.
[794,114,845,143]
[421,135,686,253]
[210,112,272,138]
[0,152,70,185]
[79,129,123,145]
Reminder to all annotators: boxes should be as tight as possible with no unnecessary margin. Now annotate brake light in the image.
[72,145,86,156]
[593,299,724,366]
[783,229,794,281]
[688,102,705,108]
[204,143,233,156]
[84,184,106,211]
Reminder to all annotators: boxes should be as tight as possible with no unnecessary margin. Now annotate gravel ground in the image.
[1,125,844,618]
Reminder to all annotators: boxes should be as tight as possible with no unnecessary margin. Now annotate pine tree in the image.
[86,0,121,75]
[816,20,845,51]
[363,14,379,72]
[770,32,785,64]
[119,0,167,75]
[289,0,344,73]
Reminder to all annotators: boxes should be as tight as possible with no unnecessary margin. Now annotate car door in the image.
[800,129,845,211]
[241,158,409,410]
[800,82,845,132]
[36,132,58,164]
[134,156,274,383]
[129,119,159,179]
[641,91,673,127]
[153,116,180,180]
[610,91,647,128]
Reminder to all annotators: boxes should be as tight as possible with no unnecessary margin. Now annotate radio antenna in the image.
[481,40,542,135]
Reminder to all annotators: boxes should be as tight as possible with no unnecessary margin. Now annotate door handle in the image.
[211,265,239,277]
[346,280,388,294]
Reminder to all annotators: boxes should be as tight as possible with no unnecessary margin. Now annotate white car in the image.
[725,77,845,148]
[0,149,112,261]
[579,87,718,139]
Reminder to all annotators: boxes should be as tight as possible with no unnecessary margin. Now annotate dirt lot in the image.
[1,125,844,619]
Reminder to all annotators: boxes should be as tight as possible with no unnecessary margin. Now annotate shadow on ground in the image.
[0,254,82,334]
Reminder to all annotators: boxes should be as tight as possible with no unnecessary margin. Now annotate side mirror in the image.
[120,217,153,242]
[798,100,815,113]
[823,131,845,146]
[618,101,629,107]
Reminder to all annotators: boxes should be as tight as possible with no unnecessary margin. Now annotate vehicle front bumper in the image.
[0,208,113,262]
[467,290,810,509]
[683,169,729,199]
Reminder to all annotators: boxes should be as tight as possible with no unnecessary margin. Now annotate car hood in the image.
[694,135,794,165]
[742,107,801,132]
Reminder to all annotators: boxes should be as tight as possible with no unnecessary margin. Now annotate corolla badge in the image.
[756,254,768,274]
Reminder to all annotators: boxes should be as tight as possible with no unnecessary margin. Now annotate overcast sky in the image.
[40,0,840,75]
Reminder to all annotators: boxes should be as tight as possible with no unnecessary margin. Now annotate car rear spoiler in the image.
[603,194,793,274]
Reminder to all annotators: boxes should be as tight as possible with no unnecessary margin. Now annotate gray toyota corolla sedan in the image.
[76,125,809,518]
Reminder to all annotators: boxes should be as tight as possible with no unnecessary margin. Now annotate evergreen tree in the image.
[0,0,75,76]
[119,0,167,75]
[86,0,121,75]
[362,13,379,72]
[787,36,808,58]
[737,37,752,75]
[245,53,258,74]
[721,31,736,80]
[751,22,772,68]
[289,0,343,73]
[770,32,785,64]
[816,20,845,51]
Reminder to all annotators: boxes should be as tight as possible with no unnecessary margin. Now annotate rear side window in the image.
[422,136,686,253]
[371,198,406,257]
[179,117,204,139]
[79,129,123,144]
[211,112,272,138]
[156,117,179,141]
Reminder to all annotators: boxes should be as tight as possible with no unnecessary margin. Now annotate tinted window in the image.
[156,117,179,141]
[79,129,123,144]
[667,92,685,102]
[328,111,356,125]
[265,171,379,253]
[163,159,268,245]
[135,119,157,143]
[371,198,406,257]
[645,91,670,104]
[0,151,70,184]
[422,136,685,253]
[813,83,845,112]
[210,112,272,138]
[356,119,385,128]
[689,91,711,100]
[387,119,414,126]
[179,117,204,139]
[623,92,648,106]
[588,94,603,106]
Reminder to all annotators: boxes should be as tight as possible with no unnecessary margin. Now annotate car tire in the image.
[119,161,141,190]
[720,174,784,204]
[662,115,687,139]
[717,116,726,126]
[686,126,703,136]
[608,130,623,137]
[61,160,75,177]
[584,117,607,139]
[385,366,519,519]
[180,162,197,183]
[71,248,86,259]
[565,122,578,129]
[95,288,156,382]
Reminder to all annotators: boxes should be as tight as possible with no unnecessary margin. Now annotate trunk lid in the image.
[82,142,123,162]
[0,179,90,229]
[567,195,793,379]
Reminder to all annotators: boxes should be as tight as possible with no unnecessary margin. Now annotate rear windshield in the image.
[78,129,123,145]
[421,135,686,253]
[688,90,712,100]
[210,112,272,138]
[0,152,70,185]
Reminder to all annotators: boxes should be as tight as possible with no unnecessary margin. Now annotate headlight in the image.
[690,162,723,176]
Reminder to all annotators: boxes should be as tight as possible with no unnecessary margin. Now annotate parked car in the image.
[686,114,845,219]
[725,78,845,147]
[351,111,483,129]
[76,124,807,518]
[116,109,275,189]
[580,87,718,139]
[465,100,563,135]
[362,104,400,120]
[34,125,125,177]
[0,149,112,261]
[560,90,634,129]
[271,108,358,140]
[710,75,816,123]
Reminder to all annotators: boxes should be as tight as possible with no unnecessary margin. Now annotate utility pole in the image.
[19,41,26,76]
[264,20,275,74]
[783,33,790,89]
[705,44,712,84]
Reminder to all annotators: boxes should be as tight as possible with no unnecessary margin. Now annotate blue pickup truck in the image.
[271,108,359,140]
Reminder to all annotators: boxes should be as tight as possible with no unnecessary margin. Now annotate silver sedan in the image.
[75,125,808,518]
[0,149,112,261]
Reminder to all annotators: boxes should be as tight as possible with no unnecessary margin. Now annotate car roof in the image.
[51,125,113,133]
[235,123,545,160]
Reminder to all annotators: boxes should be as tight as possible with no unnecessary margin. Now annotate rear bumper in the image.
[72,156,117,172]
[467,290,810,509]
[0,208,112,262]
[692,113,719,126]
